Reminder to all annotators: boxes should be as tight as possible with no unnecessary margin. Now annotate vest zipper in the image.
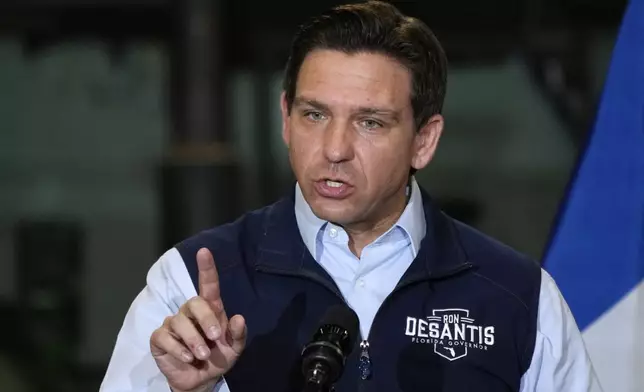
[358,340,372,380]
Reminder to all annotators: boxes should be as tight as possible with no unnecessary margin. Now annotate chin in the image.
[309,202,356,225]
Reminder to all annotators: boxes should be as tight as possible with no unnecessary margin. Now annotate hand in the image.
[150,248,247,392]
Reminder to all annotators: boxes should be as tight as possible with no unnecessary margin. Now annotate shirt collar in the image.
[294,177,426,258]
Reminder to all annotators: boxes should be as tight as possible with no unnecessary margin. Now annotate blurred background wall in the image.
[0,0,626,390]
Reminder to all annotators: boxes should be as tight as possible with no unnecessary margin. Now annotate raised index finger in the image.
[196,248,220,303]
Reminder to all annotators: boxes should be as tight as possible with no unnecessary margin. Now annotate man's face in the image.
[281,49,443,227]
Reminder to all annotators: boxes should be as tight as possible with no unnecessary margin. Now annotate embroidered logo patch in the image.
[405,308,495,361]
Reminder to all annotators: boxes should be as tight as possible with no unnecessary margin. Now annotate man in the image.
[100,1,602,391]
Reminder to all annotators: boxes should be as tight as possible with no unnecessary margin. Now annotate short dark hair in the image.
[282,0,448,129]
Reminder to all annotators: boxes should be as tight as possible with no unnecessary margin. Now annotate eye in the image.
[360,119,383,129]
[304,111,326,122]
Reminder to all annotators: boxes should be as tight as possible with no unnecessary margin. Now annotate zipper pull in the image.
[358,340,372,380]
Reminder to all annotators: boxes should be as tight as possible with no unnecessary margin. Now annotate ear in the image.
[280,91,291,147]
[411,114,444,171]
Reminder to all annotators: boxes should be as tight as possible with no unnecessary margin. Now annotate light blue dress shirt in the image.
[294,178,425,339]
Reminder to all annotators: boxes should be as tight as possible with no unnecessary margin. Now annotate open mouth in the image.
[314,178,353,199]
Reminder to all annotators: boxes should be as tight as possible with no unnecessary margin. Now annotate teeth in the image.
[326,180,343,188]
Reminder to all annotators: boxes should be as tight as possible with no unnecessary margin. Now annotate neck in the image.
[343,187,409,258]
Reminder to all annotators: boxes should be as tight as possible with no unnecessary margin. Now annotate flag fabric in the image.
[543,0,644,390]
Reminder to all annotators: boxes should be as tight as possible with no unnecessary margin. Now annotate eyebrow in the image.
[293,97,331,112]
[293,96,401,121]
[356,106,400,122]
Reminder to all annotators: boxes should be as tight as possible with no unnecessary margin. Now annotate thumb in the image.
[227,314,247,356]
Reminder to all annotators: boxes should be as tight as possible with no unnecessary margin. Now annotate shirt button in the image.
[329,228,338,238]
[357,278,365,287]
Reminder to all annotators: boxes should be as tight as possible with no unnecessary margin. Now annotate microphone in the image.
[300,304,360,392]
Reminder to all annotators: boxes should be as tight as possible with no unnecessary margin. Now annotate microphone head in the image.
[301,304,360,387]
[317,304,360,353]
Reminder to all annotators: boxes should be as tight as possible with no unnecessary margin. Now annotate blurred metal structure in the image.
[161,0,244,250]
[171,0,223,144]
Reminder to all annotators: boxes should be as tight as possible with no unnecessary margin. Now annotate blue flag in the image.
[543,0,644,390]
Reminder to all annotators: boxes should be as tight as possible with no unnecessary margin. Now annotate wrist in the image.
[170,378,219,392]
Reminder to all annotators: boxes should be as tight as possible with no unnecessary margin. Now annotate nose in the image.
[322,120,355,164]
